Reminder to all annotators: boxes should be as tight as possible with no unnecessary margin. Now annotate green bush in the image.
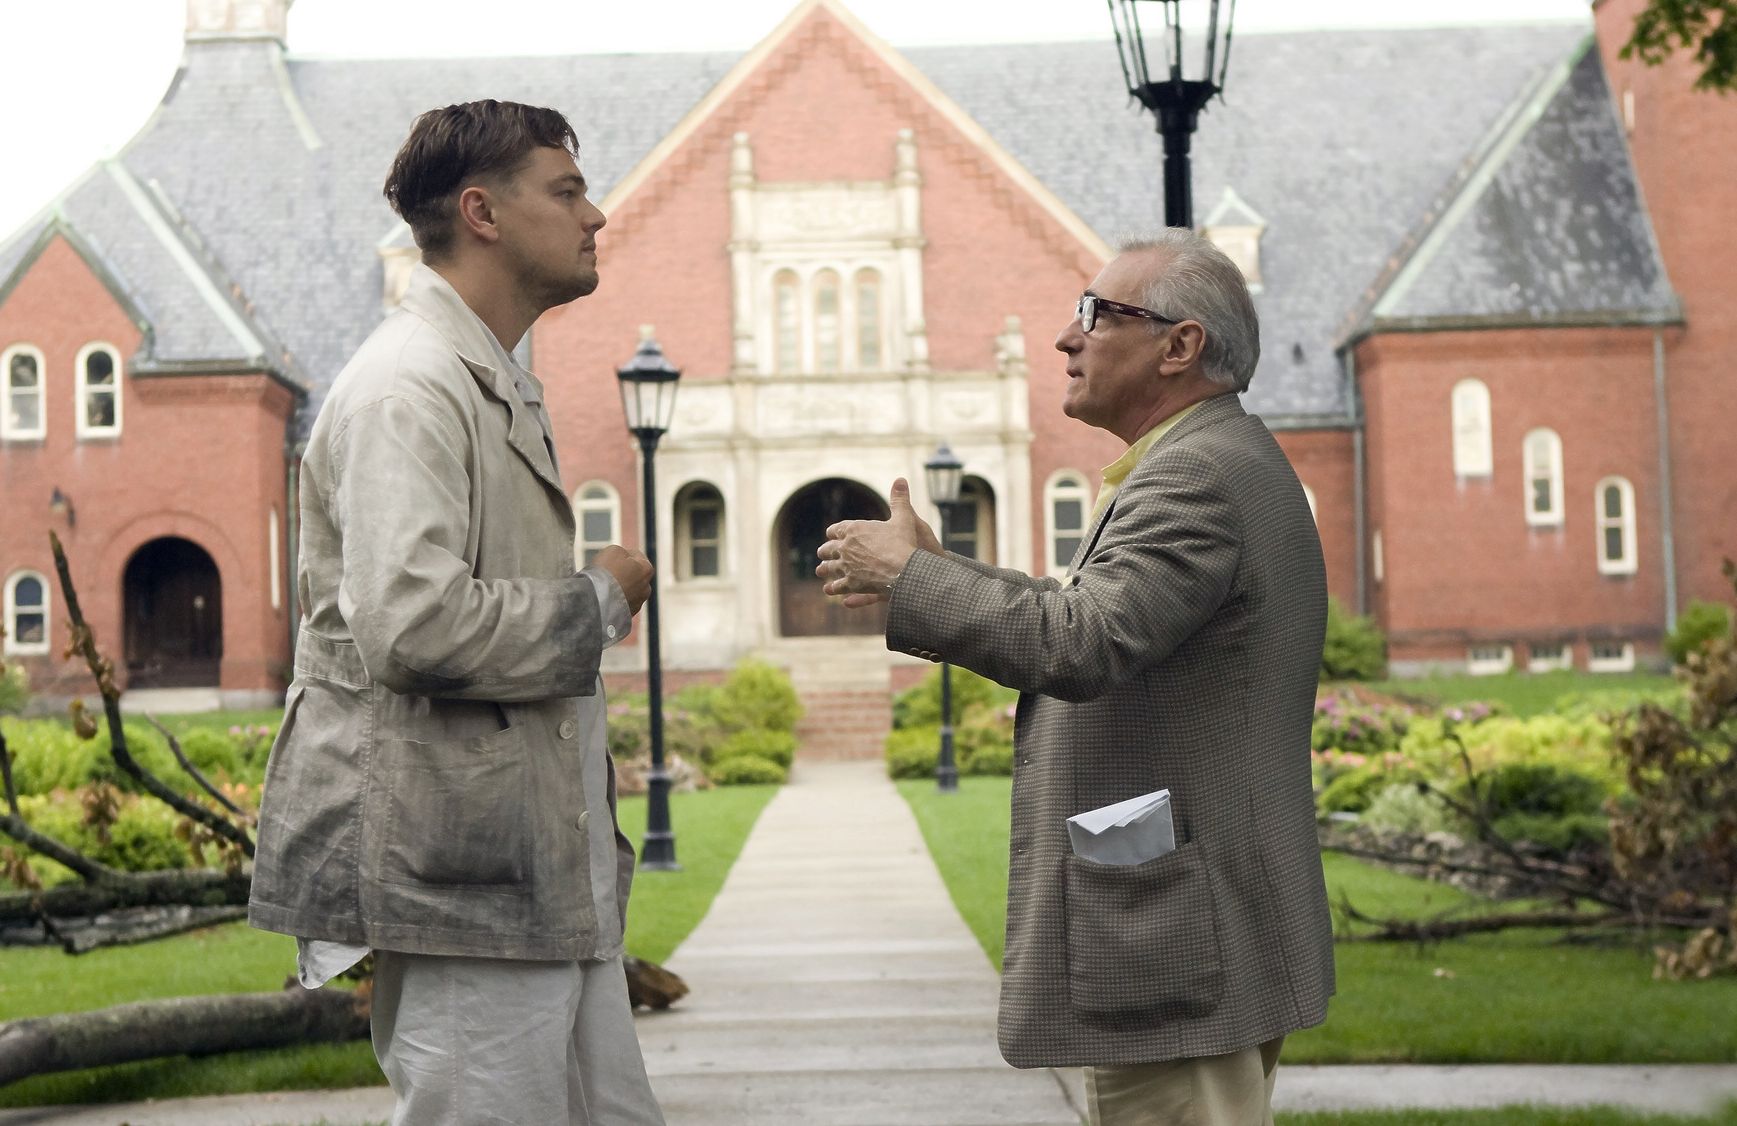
[715,728,795,770]
[1666,600,1733,665]
[884,726,940,779]
[1467,761,1607,819]
[707,753,787,786]
[962,740,1014,776]
[1320,598,1387,681]
[892,666,1015,729]
[1359,781,1462,836]
[709,660,802,735]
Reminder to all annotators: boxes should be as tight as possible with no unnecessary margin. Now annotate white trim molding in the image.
[1522,427,1564,527]
[74,341,123,439]
[1594,476,1637,575]
[1,343,46,440]
[3,570,51,657]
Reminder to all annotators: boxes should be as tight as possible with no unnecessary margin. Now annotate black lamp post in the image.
[617,328,681,871]
[923,443,964,793]
[1107,0,1237,228]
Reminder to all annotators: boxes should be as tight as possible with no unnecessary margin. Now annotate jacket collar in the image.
[396,264,566,497]
[1068,392,1246,574]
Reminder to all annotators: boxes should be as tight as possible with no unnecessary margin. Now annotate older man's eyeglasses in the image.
[1075,293,1179,335]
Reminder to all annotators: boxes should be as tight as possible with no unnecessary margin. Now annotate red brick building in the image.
[1,0,1730,706]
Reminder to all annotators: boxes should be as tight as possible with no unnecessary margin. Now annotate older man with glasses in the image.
[817,229,1334,1126]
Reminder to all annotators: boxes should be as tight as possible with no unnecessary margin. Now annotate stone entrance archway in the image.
[123,537,222,689]
[773,478,889,638]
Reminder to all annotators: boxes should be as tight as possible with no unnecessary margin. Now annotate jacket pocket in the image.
[376,726,531,889]
[1062,842,1225,1024]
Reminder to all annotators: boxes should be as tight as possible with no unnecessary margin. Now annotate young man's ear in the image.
[457,185,500,246]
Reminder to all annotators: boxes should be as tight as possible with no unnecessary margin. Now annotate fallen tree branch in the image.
[144,715,245,819]
[50,533,253,857]
[0,982,370,1086]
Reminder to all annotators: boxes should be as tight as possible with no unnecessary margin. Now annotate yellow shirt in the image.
[1086,400,1207,529]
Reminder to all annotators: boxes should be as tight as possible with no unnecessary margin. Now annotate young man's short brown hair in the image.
[383,100,580,260]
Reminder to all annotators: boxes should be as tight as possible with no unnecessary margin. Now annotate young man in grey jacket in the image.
[250,100,664,1124]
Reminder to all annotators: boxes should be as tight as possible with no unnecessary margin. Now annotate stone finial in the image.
[186,0,293,45]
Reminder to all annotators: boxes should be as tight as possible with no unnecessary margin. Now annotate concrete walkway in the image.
[5,761,1737,1124]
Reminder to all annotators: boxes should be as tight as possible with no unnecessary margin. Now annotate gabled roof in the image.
[0,14,1624,432]
[0,159,302,389]
[1341,37,1680,343]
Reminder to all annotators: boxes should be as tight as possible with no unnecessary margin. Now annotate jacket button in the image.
[575,810,589,833]
[558,718,577,739]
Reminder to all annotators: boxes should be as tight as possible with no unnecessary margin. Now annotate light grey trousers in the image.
[371,950,666,1126]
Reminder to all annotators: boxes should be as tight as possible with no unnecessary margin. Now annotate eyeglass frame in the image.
[1075,292,1181,335]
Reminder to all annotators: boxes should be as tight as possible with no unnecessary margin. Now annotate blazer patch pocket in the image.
[375,727,531,890]
[1062,841,1225,1024]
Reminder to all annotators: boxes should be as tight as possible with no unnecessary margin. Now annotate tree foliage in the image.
[1622,0,1737,92]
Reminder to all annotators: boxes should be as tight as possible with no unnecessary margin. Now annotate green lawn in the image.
[899,777,1737,1065]
[0,783,777,1107]
[1359,670,1674,717]
[1279,1111,1737,1126]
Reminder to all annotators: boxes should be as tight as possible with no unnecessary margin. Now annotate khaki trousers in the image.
[1085,1036,1286,1126]
[371,950,665,1126]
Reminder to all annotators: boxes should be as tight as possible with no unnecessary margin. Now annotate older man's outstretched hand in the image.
[815,477,942,608]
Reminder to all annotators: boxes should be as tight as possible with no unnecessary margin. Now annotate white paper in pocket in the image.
[1065,788,1176,866]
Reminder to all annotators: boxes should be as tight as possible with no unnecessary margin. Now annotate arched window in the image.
[813,270,841,373]
[573,481,620,568]
[1044,471,1091,576]
[1522,428,1563,526]
[855,269,883,370]
[2,344,45,439]
[943,476,996,563]
[774,271,801,374]
[76,342,122,438]
[674,482,725,580]
[3,571,49,656]
[1450,379,1492,478]
[1595,476,1637,575]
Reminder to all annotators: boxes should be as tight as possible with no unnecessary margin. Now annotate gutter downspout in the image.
[1344,347,1368,616]
[1652,329,1678,631]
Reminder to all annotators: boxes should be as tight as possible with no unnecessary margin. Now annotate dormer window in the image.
[1201,187,1267,292]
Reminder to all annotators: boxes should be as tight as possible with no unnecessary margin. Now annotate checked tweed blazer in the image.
[887,393,1334,1068]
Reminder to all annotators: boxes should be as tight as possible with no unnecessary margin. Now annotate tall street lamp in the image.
[923,443,964,793]
[617,327,682,871]
[1107,0,1237,228]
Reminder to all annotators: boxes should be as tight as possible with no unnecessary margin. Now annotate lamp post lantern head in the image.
[1107,0,1237,228]
[924,443,964,508]
[616,325,681,442]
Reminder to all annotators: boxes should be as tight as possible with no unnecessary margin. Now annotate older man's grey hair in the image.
[1119,230,1260,392]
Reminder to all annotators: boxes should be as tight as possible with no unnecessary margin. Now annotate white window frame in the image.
[1595,476,1637,575]
[75,341,122,439]
[573,481,621,568]
[1526,642,1572,673]
[1,343,46,440]
[3,570,51,657]
[1588,640,1636,673]
[1466,644,1513,676]
[1451,378,1493,478]
[1044,471,1091,578]
[1522,428,1564,527]
[674,481,726,582]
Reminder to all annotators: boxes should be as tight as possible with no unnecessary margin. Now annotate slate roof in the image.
[0,16,1675,433]
[1343,38,1680,337]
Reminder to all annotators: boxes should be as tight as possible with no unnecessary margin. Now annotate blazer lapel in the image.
[1068,394,1247,575]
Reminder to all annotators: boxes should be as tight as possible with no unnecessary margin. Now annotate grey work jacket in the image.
[249,265,634,961]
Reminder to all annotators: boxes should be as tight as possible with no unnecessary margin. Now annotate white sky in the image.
[0,0,1590,239]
